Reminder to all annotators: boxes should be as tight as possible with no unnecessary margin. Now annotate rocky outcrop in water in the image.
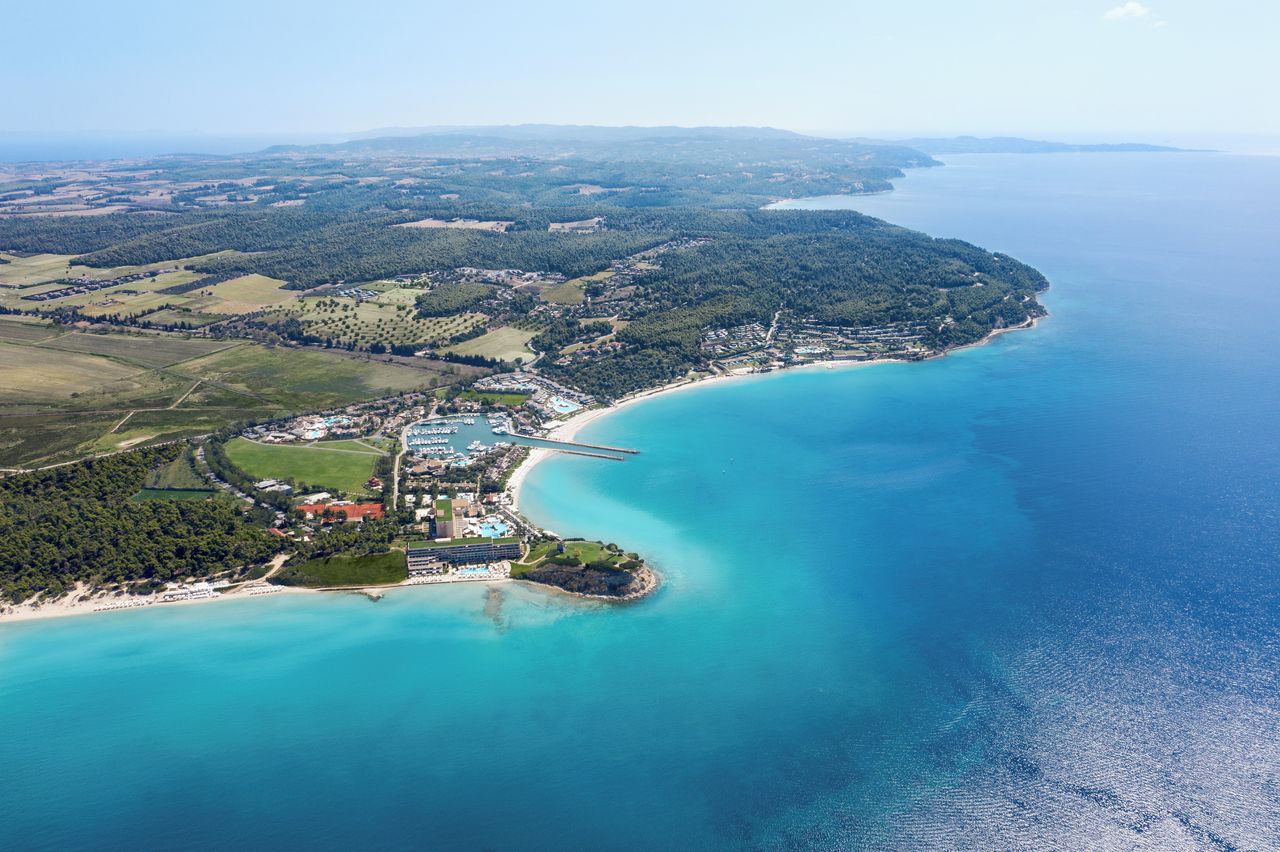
[522,563,656,600]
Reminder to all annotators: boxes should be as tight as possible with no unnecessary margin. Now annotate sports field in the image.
[224,437,384,495]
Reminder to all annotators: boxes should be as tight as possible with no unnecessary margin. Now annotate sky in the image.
[4,0,1278,150]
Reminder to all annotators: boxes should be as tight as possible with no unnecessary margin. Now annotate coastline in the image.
[2,315,1044,627]
[0,583,315,626]
[506,311,1046,520]
[504,322,1044,506]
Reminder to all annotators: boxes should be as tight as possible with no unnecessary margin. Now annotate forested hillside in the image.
[0,445,279,603]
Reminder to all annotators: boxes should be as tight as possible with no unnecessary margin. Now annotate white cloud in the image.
[1102,2,1167,26]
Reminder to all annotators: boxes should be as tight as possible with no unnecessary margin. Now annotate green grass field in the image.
[141,308,228,328]
[224,437,383,494]
[458,389,530,406]
[272,551,408,587]
[511,539,628,577]
[442,325,536,362]
[0,253,76,286]
[541,270,612,306]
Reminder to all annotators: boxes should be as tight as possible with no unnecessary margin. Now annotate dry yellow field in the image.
[198,274,294,314]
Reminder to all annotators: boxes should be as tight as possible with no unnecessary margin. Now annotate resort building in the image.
[407,537,522,571]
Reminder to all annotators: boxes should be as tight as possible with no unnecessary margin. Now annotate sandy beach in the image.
[0,582,315,626]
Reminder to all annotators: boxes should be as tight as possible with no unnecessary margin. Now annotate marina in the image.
[402,415,638,468]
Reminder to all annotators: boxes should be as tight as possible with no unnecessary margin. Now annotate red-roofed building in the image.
[297,502,385,523]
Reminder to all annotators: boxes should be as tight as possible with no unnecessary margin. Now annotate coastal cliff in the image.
[521,563,657,601]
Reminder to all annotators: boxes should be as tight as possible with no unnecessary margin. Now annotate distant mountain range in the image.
[856,135,1201,154]
[263,125,938,170]
[264,126,1201,163]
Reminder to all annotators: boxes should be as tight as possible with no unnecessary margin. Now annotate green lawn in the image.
[224,437,383,494]
[511,539,628,577]
[434,497,453,523]
[458,389,530,406]
[271,551,407,587]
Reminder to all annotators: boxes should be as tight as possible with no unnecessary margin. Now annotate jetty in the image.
[535,438,639,455]
[548,448,626,461]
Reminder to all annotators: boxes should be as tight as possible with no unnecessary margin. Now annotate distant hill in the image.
[264,125,939,170]
[857,135,1200,154]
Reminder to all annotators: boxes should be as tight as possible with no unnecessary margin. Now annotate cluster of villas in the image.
[248,413,367,444]
[473,371,594,417]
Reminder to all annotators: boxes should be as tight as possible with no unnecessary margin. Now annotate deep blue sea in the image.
[3,154,1278,850]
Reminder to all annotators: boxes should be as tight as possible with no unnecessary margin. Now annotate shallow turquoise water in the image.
[3,153,1279,849]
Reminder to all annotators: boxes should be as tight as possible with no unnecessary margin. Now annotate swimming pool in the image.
[550,396,581,414]
[479,520,511,537]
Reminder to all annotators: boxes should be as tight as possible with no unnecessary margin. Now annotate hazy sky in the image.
[6,0,1277,144]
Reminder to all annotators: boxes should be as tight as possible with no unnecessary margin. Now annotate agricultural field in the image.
[270,296,485,348]
[0,325,473,468]
[33,332,240,368]
[0,251,261,320]
[197,274,294,314]
[224,437,384,495]
[0,253,76,286]
[140,308,229,328]
[176,344,454,410]
[441,325,536,362]
[0,339,162,404]
[0,316,60,342]
[0,412,125,470]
